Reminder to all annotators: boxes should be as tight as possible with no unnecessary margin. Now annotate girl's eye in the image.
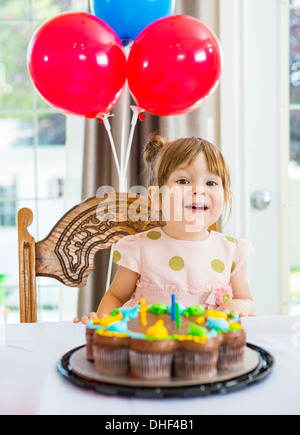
[206,181,217,186]
[177,179,190,185]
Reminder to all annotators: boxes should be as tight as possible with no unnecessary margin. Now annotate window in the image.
[0,177,17,227]
[289,0,300,314]
[290,1,300,163]
[0,0,87,323]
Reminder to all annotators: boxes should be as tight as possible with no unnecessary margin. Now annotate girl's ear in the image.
[148,186,159,208]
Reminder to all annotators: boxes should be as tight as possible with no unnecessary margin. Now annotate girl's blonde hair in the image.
[144,134,233,223]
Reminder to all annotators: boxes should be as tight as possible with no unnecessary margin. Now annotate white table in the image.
[0,316,300,415]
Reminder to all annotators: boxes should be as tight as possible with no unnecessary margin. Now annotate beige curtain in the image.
[77,0,220,317]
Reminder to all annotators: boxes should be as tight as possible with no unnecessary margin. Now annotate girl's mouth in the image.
[185,204,208,213]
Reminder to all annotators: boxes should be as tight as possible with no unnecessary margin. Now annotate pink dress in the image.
[113,228,254,309]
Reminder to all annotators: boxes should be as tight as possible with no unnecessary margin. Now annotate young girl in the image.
[74,135,255,324]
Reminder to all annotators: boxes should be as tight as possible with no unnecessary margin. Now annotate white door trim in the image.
[219,0,250,238]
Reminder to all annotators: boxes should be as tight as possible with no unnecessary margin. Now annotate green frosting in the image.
[183,304,205,317]
[148,303,168,314]
[144,334,178,341]
[187,323,208,337]
[228,325,243,332]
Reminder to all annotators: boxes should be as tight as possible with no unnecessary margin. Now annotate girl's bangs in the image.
[202,142,227,178]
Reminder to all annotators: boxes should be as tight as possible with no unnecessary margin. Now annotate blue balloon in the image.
[90,0,176,42]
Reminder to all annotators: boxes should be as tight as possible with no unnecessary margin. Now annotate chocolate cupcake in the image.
[129,320,175,380]
[217,326,246,371]
[93,330,130,376]
[174,324,220,380]
[129,339,175,380]
[206,314,246,372]
[85,318,105,361]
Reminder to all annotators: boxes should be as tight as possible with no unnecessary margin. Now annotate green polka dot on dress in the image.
[225,235,237,243]
[169,256,185,271]
[211,259,225,273]
[147,230,162,240]
[113,250,121,264]
[231,261,236,273]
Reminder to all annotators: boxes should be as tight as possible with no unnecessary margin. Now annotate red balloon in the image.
[127,15,222,116]
[27,12,127,118]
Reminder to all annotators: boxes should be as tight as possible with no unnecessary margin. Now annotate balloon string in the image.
[119,46,131,183]
[102,104,140,292]
[105,245,114,292]
[100,104,141,191]
[120,82,129,183]
[123,106,140,177]
[101,114,121,178]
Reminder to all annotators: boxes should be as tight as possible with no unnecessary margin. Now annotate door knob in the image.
[250,189,271,210]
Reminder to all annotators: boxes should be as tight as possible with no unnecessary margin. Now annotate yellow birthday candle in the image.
[140,298,147,327]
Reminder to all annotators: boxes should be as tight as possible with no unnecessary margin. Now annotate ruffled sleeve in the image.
[112,234,141,274]
[231,238,254,276]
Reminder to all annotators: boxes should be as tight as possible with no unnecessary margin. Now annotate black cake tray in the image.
[57,343,274,399]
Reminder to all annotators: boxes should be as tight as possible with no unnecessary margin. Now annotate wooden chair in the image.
[18,192,217,323]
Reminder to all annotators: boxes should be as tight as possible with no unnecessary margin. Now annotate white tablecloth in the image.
[0,316,300,415]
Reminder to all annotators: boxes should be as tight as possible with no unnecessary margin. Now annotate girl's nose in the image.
[193,187,206,196]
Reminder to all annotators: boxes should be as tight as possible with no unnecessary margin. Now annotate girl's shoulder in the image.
[211,230,252,244]
[113,227,164,270]
[116,226,164,244]
[210,231,254,251]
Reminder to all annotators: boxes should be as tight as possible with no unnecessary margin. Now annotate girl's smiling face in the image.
[162,152,225,239]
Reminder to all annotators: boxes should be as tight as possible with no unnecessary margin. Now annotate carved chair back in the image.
[18,192,217,323]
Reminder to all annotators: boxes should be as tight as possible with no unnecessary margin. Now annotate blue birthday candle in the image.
[171,293,176,321]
